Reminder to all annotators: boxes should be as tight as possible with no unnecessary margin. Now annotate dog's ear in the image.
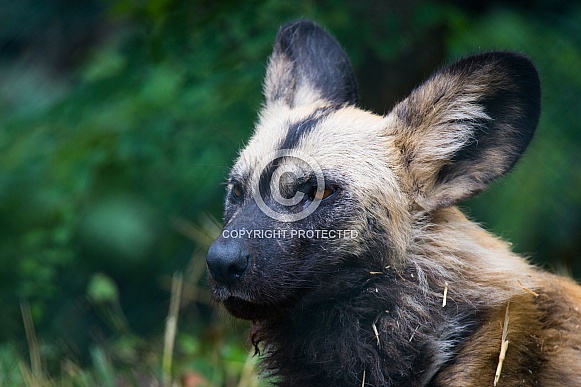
[389,52,541,212]
[264,20,359,108]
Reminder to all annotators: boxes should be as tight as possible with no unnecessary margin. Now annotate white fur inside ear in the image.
[264,53,326,108]
[388,53,539,212]
[291,83,325,107]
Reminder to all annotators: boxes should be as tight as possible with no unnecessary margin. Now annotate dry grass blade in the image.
[372,322,380,346]
[20,301,42,380]
[494,302,510,386]
[361,370,366,387]
[19,360,36,387]
[173,215,221,247]
[237,347,260,387]
[409,325,420,342]
[442,281,449,308]
[163,272,183,387]
[517,279,539,297]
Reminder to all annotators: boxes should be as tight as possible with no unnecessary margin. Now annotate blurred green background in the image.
[1,0,580,385]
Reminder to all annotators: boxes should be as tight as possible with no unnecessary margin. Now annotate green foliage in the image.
[1,0,580,384]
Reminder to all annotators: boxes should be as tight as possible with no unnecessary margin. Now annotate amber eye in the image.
[312,186,335,200]
[231,184,243,199]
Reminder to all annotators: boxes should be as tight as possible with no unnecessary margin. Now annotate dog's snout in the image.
[206,238,250,285]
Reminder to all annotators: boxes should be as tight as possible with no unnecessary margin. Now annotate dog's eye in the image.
[309,186,335,201]
[230,183,243,200]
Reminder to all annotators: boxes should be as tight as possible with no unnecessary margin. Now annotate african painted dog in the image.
[206,20,581,386]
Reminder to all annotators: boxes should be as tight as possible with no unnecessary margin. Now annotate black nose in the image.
[206,237,250,285]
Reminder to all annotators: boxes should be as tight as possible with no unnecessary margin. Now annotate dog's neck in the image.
[249,263,481,386]
[246,208,531,386]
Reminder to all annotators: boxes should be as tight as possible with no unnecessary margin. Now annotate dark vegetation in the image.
[1,0,580,385]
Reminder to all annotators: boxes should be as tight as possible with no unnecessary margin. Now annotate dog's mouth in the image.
[209,284,276,320]
[208,270,319,321]
[222,297,272,320]
[215,287,310,321]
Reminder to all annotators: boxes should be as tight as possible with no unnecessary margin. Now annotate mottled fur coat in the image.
[206,20,581,386]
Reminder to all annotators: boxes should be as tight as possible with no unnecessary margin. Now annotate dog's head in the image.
[206,20,540,321]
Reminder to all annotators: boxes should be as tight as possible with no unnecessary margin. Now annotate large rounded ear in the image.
[388,52,541,212]
[264,20,359,108]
